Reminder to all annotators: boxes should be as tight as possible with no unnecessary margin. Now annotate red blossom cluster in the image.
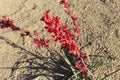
[0,16,49,48]
[60,0,88,74]
[41,11,79,55]
[0,16,20,31]
[75,53,88,74]
[32,30,49,48]
[75,60,88,74]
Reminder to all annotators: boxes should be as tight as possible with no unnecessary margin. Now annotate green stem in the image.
[60,50,77,79]
[48,46,77,79]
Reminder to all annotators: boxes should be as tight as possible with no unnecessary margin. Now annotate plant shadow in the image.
[0,36,73,80]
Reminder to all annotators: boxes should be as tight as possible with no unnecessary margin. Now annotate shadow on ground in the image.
[0,36,73,80]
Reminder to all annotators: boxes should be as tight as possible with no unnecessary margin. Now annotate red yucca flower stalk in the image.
[0,16,50,48]
[60,0,88,74]
[60,0,80,34]
[0,0,89,75]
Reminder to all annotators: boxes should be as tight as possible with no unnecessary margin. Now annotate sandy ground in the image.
[0,0,120,80]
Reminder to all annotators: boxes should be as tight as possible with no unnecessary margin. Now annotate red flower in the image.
[32,38,49,48]
[65,31,74,41]
[45,25,56,33]
[75,60,88,74]
[53,25,74,43]
[62,41,79,56]
[62,42,70,49]
[0,15,20,31]
[71,14,78,21]
[0,16,7,22]
[60,0,70,9]
[82,67,88,75]
[41,12,61,34]
[80,53,87,60]
[0,16,14,27]
[60,0,66,4]
[69,41,79,55]
[54,16,61,29]
[61,25,68,31]
[70,14,80,33]
[41,12,54,25]
[74,26,80,33]
[53,31,64,42]
[32,30,39,38]
[31,30,49,48]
